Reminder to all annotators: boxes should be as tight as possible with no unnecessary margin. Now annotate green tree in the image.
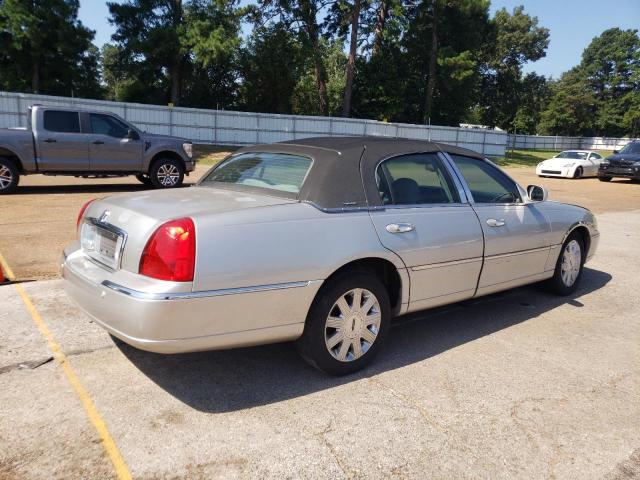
[478,6,549,131]
[0,0,102,97]
[539,28,640,137]
[239,24,302,114]
[106,0,243,107]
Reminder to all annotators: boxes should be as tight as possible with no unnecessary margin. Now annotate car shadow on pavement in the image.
[115,267,611,413]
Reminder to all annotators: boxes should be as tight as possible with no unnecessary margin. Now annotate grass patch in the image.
[495,149,613,167]
[194,144,239,166]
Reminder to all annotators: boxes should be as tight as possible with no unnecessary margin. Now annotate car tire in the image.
[573,167,583,179]
[598,176,612,182]
[0,158,19,195]
[149,158,185,189]
[546,232,585,296]
[295,271,391,375]
[135,173,153,186]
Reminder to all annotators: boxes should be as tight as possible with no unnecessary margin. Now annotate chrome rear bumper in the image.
[62,244,321,354]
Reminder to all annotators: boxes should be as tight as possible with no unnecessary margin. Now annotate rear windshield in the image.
[556,151,587,159]
[201,152,312,195]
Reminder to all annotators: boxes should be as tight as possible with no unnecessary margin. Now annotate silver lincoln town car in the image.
[62,137,599,375]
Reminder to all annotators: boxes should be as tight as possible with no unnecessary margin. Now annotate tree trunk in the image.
[305,13,329,115]
[342,0,362,117]
[169,0,183,106]
[423,2,438,124]
[372,0,388,56]
[170,64,181,106]
[31,59,40,94]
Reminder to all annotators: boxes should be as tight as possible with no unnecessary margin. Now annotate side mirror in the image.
[613,150,619,154]
[127,129,139,140]
[527,184,548,202]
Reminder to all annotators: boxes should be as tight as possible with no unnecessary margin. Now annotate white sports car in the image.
[536,150,604,179]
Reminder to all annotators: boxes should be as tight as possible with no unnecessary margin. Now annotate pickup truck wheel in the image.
[135,174,153,186]
[296,272,390,375]
[0,158,19,195]
[546,232,585,296]
[149,158,184,188]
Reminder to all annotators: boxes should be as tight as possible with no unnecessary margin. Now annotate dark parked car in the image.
[598,140,640,182]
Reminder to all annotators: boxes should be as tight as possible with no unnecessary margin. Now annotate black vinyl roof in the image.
[235,136,485,210]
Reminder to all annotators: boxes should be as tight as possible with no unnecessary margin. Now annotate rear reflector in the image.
[139,218,196,282]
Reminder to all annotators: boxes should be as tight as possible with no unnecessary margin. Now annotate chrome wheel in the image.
[156,164,180,186]
[0,165,13,190]
[324,288,381,362]
[560,239,581,287]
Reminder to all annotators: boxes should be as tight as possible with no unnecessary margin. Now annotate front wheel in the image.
[0,158,19,195]
[546,233,585,296]
[149,158,185,189]
[296,271,391,375]
[572,166,583,179]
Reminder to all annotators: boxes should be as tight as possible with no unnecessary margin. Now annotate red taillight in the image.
[77,199,95,229]
[139,218,196,282]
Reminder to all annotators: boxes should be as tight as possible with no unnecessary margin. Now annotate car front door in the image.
[37,110,89,171]
[367,152,485,312]
[447,153,551,296]
[87,113,143,171]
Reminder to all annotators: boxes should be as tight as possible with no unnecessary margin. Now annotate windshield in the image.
[201,152,312,195]
[555,151,587,159]
[619,142,640,154]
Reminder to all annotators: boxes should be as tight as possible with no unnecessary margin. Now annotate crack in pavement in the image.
[0,344,115,375]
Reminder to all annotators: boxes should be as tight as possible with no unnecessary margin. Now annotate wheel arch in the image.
[148,150,186,172]
[0,146,24,173]
[563,223,591,259]
[318,257,406,316]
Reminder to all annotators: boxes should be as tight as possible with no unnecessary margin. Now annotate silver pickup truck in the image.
[0,105,196,194]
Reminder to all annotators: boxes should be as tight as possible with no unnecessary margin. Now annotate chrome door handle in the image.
[486,218,506,227]
[386,223,415,233]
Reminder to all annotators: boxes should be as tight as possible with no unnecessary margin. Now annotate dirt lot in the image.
[1,156,640,479]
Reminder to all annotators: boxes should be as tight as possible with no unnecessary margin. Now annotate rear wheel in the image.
[296,271,390,375]
[149,158,184,189]
[0,158,19,195]
[598,176,612,182]
[572,166,583,179]
[547,232,585,296]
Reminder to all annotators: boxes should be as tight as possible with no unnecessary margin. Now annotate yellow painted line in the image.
[0,251,132,480]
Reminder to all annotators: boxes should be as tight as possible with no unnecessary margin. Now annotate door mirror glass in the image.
[527,184,548,202]
[127,129,139,140]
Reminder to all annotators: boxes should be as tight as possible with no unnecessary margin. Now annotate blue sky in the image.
[79,0,640,79]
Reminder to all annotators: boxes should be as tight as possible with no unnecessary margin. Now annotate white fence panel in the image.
[508,134,634,151]
[1,91,511,156]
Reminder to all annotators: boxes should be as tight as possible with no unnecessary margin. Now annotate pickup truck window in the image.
[90,114,129,138]
[43,110,80,133]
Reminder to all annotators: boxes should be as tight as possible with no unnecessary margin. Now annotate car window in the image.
[591,153,602,159]
[556,151,587,159]
[376,153,459,205]
[449,154,521,204]
[90,114,130,138]
[201,152,312,195]
[620,142,640,154]
[43,110,80,133]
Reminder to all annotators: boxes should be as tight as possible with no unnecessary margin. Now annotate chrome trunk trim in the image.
[101,279,322,301]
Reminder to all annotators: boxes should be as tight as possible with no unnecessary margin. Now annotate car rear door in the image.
[87,113,143,171]
[446,153,551,296]
[36,110,89,171]
[367,152,484,311]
